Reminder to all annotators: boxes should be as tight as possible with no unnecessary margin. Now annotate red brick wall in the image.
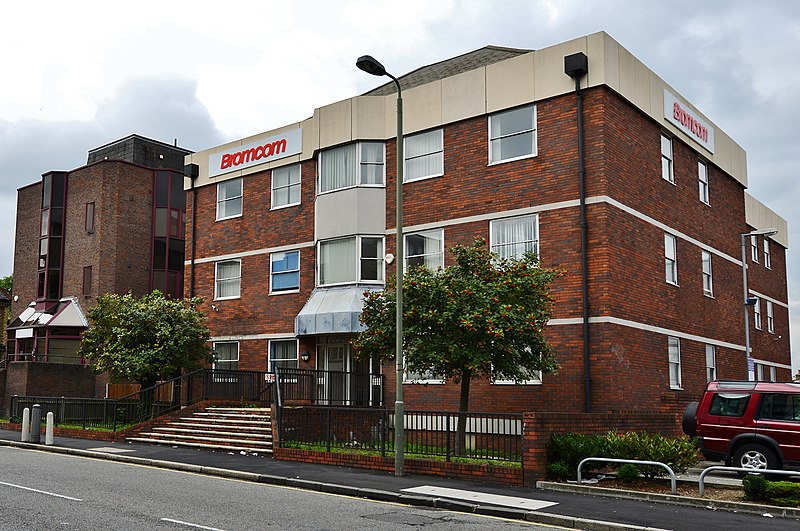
[2,362,96,416]
[10,183,41,320]
[185,85,791,421]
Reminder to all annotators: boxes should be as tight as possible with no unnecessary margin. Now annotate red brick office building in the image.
[3,135,191,406]
[184,32,791,417]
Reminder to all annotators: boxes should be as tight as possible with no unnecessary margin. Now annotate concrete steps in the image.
[127,406,273,454]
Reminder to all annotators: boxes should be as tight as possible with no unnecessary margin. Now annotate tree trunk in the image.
[455,370,471,456]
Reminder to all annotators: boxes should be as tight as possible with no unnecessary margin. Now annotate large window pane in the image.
[319,238,356,285]
[665,233,677,284]
[213,342,239,371]
[319,144,356,193]
[271,250,300,292]
[491,215,538,260]
[216,178,242,219]
[360,142,384,185]
[406,230,444,270]
[405,129,443,182]
[272,164,301,208]
[668,337,681,389]
[360,237,383,281]
[215,259,241,299]
[489,105,536,163]
[269,340,298,371]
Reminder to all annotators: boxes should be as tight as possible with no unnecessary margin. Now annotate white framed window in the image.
[318,142,385,193]
[764,239,771,269]
[270,250,300,293]
[490,215,539,260]
[212,341,239,371]
[706,344,716,382]
[661,134,674,183]
[215,259,241,300]
[665,233,678,285]
[489,105,537,163]
[271,164,301,209]
[403,365,444,384]
[702,250,713,297]
[493,364,542,386]
[770,366,777,382]
[216,178,242,220]
[756,363,765,381]
[751,235,759,263]
[269,339,298,372]
[754,298,762,330]
[318,236,384,286]
[698,161,709,204]
[405,229,444,270]
[766,300,774,333]
[404,129,443,182]
[668,336,681,389]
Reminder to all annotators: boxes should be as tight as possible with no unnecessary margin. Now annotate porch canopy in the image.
[295,286,376,335]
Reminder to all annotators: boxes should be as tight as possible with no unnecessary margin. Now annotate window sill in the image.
[270,202,301,211]
[317,183,385,196]
[213,295,240,301]
[670,386,683,391]
[666,281,680,287]
[216,214,242,222]
[404,173,443,184]
[403,380,444,385]
[492,381,542,386]
[270,289,300,296]
[662,177,676,186]
[701,199,711,206]
[703,292,714,299]
[488,153,536,166]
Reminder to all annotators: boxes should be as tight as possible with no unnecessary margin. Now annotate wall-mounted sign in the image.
[209,128,302,177]
[664,90,714,154]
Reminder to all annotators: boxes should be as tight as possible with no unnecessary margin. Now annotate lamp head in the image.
[356,55,387,77]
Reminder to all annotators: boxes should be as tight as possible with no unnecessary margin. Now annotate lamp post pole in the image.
[740,228,778,381]
[357,55,404,476]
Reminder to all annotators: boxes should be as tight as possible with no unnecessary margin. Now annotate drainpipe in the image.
[564,52,591,413]
[185,164,200,298]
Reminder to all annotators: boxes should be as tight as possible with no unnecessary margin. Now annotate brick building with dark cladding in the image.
[3,135,192,408]
[183,32,790,418]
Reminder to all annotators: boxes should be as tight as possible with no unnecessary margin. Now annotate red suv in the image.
[683,380,800,471]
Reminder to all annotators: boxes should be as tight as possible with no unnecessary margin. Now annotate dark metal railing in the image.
[279,406,523,463]
[275,368,383,407]
[9,368,279,431]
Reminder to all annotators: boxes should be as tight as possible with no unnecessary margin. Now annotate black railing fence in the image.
[279,406,523,463]
[276,368,383,406]
[9,368,279,431]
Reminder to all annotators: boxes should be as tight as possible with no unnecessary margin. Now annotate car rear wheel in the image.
[732,443,779,475]
[682,401,698,437]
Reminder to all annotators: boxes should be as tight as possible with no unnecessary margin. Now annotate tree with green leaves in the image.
[79,291,212,389]
[353,238,564,454]
[0,275,11,294]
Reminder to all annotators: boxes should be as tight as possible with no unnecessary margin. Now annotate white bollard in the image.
[45,412,54,445]
[21,408,30,442]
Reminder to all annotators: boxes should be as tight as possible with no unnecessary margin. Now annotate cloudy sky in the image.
[1,0,798,367]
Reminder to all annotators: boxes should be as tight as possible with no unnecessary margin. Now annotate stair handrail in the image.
[113,368,206,431]
[273,368,282,446]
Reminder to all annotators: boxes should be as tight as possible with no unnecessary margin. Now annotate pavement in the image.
[1,427,798,531]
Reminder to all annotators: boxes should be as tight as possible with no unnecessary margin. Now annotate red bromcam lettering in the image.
[220,139,288,170]
[673,102,708,143]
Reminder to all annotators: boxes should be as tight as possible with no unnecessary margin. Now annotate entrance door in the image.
[317,337,379,405]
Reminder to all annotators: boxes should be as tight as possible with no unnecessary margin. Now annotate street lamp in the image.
[741,227,778,380]
[357,54,405,476]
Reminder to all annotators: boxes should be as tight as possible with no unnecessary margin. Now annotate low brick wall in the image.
[522,411,681,484]
[274,448,523,486]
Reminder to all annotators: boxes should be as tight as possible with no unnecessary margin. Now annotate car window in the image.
[760,394,800,421]
[708,393,750,417]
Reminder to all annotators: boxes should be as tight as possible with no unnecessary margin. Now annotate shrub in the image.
[742,474,768,501]
[765,481,800,507]
[547,461,571,481]
[616,463,639,483]
[547,430,699,479]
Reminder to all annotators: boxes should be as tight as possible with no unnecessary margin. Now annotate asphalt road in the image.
[0,446,553,530]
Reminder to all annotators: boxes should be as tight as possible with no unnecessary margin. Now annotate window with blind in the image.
[404,129,443,181]
[215,259,241,299]
[318,142,385,193]
[269,339,298,371]
[318,236,383,286]
[490,215,539,260]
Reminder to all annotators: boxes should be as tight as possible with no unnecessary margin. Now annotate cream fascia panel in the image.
[534,37,587,101]
[589,32,611,89]
[353,96,390,140]
[442,67,486,123]
[319,98,354,148]
[486,53,534,114]
[403,80,443,134]
[745,194,788,248]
